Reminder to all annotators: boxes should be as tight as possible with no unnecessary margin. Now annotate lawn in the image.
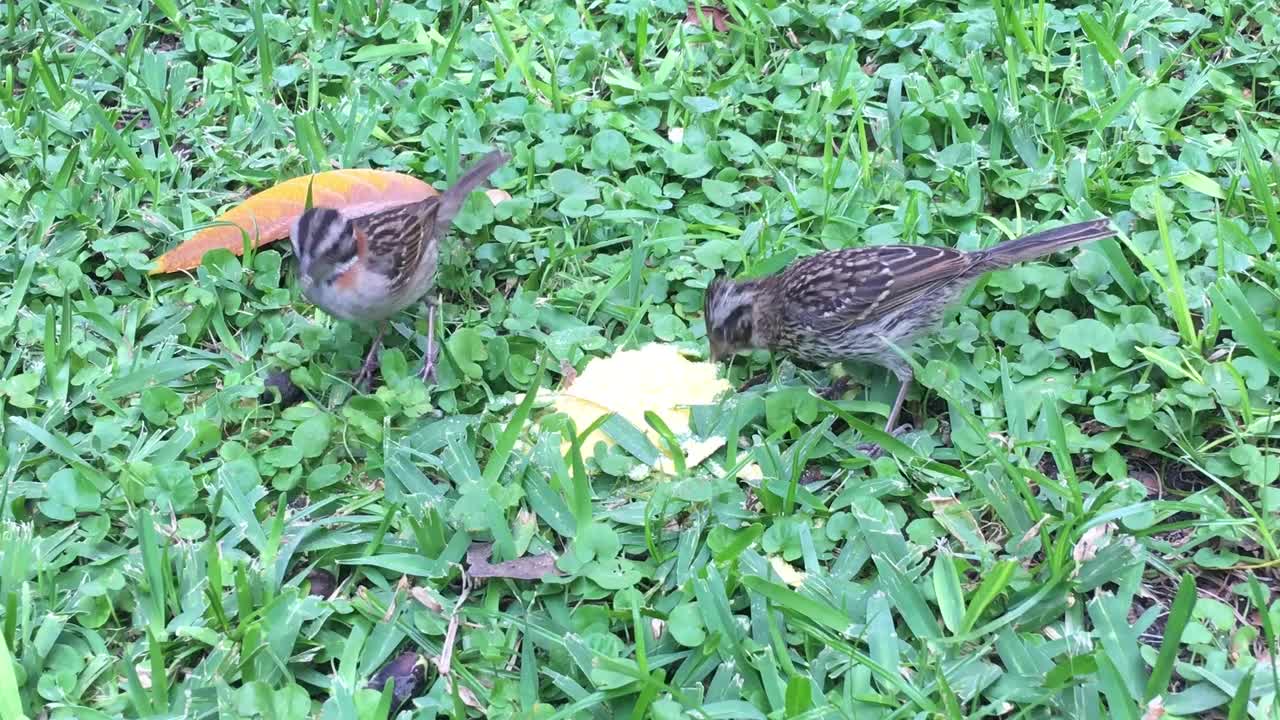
[1,0,1279,718]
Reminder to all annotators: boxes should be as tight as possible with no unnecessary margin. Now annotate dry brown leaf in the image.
[559,359,578,390]
[515,507,537,533]
[442,675,484,710]
[135,663,152,689]
[368,650,426,710]
[925,494,959,509]
[684,4,730,31]
[1020,516,1049,546]
[800,465,826,485]
[467,542,561,581]
[306,569,337,598]
[1134,467,1162,497]
[409,586,445,613]
[1072,523,1114,566]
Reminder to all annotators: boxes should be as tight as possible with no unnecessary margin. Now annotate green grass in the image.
[1,0,1279,718]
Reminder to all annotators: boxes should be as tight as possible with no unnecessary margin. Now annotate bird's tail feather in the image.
[434,149,509,227]
[975,218,1116,269]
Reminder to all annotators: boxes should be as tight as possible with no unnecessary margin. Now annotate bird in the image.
[703,217,1118,454]
[289,150,509,390]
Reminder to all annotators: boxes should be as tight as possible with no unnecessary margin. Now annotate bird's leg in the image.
[856,366,914,459]
[883,366,913,434]
[417,295,440,383]
[354,322,388,392]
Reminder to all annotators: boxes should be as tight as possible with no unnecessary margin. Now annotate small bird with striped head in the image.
[704,217,1118,454]
[290,150,508,390]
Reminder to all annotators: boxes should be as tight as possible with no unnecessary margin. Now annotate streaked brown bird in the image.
[289,150,508,390]
[704,217,1117,452]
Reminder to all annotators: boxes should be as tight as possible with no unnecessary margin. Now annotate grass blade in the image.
[1225,668,1252,720]
[1097,651,1142,720]
[1210,278,1280,377]
[1144,573,1196,701]
[0,249,38,342]
[931,552,966,635]
[1077,13,1122,65]
[0,628,23,720]
[739,576,852,635]
[1237,113,1280,248]
[1152,188,1200,353]
[482,355,546,483]
[958,560,1016,634]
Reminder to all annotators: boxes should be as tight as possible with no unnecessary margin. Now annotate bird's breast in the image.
[332,264,361,290]
[303,266,401,323]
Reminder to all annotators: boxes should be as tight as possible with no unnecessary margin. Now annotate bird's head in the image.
[290,207,360,292]
[704,275,763,362]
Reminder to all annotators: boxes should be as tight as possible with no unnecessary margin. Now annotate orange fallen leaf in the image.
[150,169,438,275]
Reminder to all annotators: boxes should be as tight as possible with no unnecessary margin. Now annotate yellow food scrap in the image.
[769,556,807,587]
[550,343,732,474]
[484,188,512,205]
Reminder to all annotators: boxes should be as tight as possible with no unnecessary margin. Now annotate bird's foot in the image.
[737,371,771,392]
[353,349,381,392]
[417,342,439,383]
[820,376,853,401]
[855,424,914,459]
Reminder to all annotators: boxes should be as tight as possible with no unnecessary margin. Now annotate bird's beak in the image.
[708,338,724,363]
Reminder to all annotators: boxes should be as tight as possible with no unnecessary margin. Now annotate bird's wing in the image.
[351,197,443,293]
[780,245,973,329]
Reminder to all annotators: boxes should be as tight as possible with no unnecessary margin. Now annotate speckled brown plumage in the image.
[704,217,1117,452]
